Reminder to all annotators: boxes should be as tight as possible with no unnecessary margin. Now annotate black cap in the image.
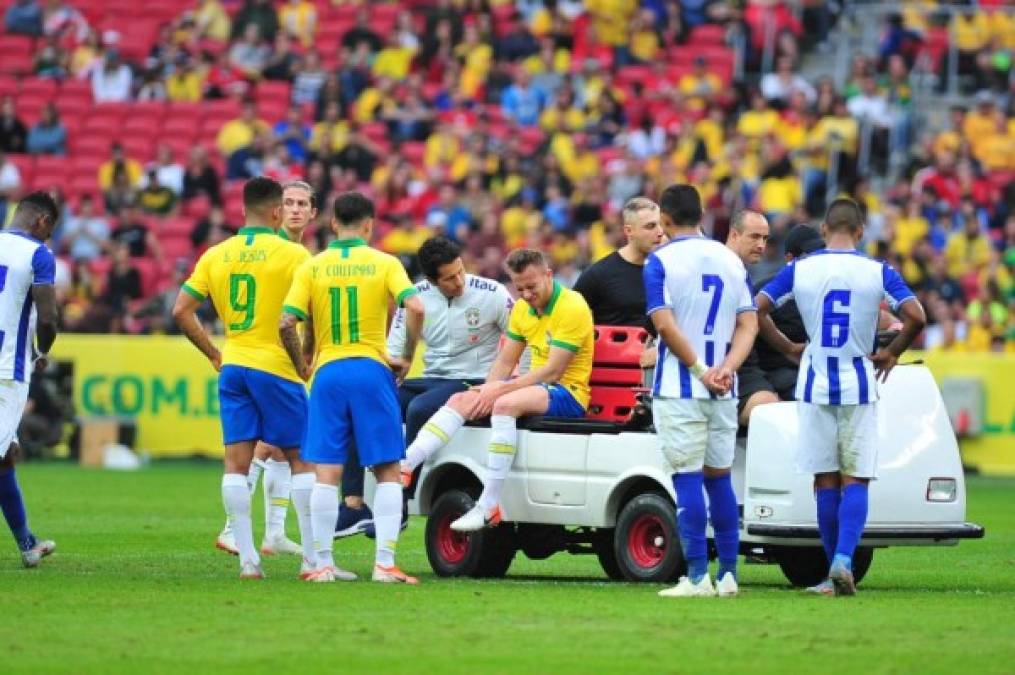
[784,225,824,258]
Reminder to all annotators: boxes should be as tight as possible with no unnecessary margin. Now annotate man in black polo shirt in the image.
[575,196,664,320]
[736,224,821,426]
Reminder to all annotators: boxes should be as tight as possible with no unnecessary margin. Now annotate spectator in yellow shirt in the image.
[98,142,143,191]
[216,101,271,156]
[962,93,997,142]
[737,91,779,145]
[972,109,1015,172]
[166,54,205,102]
[892,199,930,256]
[945,212,992,279]
[679,57,722,111]
[424,121,460,169]
[194,0,231,42]
[629,9,660,63]
[586,0,637,47]
[310,101,349,155]
[539,89,585,133]
[373,34,415,81]
[278,0,316,47]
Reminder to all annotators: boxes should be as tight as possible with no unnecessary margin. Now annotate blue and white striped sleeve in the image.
[644,252,669,315]
[758,262,795,308]
[31,245,56,285]
[882,262,916,311]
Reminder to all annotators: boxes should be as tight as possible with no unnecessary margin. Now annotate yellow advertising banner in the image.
[51,336,1015,472]
[913,351,1015,476]
[52,335,225,457]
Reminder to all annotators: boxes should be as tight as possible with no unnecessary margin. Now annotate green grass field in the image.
[0,463,1012,674]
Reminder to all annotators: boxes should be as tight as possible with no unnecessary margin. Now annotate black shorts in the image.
[737,364,775,418]
[736,366,798,417]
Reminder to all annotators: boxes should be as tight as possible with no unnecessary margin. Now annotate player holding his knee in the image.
[173,177,318,580]
[646,185,758,598]
[215,181,318,557]
[280,192,425,583]
[757,198,926,596]
[0,193,59,568]
[403,249,594,532]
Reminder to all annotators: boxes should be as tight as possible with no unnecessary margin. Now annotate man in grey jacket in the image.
[341,235,512,537]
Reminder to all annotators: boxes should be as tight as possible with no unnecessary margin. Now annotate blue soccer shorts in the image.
[218,365,307,448]
[542,383,586,418]
[301,357,405,467]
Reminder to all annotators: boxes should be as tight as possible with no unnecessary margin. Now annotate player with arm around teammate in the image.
[172,177,318,580]
[280,192,426,584]
[646,185,759,598]
[756,198,926,596]
[401,249,595,532]
[215,180,318,557]
[0,192,60,568]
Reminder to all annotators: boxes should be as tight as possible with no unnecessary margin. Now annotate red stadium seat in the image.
[18,77,58,98]
[69,174,100,197]
[0,76,18,97]
[55,97,92,120]
[256,80,292,103]
[119,135,156,161]
[156,216,195,238]
[158,235,194,262]
[182,194,212,219]
[59,78,92,100]
[590,367,643,387]
[122,116,162,136]
[688,24,726,46]
[0,52,32,76]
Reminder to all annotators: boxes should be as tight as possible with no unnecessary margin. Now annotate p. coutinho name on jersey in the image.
[316,263,377,278]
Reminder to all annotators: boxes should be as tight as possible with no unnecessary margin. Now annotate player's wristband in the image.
[689,360,709,379]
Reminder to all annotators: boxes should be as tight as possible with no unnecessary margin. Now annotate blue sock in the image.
[0,469,35,552]
[704,473,739,581]
[815,487,841,565]
[672,471,707,582]
[834,483,869,570]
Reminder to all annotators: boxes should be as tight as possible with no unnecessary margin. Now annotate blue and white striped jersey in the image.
[0,229,55,383]
[759,249,916,406]
[644,236,756,400]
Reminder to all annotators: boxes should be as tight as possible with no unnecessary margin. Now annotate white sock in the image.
[373,481,403,568]
[247,458,267,494]
[290,472,316,564]
[263,459,291,539]
[405,406,465,470]
[310,483,338,569]
[222,473,258,566]
[477,415,517,511]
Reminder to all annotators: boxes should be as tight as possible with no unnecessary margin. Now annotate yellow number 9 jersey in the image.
[182,226,311,382]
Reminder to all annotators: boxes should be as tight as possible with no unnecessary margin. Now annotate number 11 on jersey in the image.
[329,286,360,344]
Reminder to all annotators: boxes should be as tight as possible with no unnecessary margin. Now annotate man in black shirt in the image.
[736,223,820,426]
[574,196,664,326]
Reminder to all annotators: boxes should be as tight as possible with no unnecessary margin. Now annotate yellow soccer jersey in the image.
[506,282,594,408]
[282,238,417,370]
[183,226,311,382]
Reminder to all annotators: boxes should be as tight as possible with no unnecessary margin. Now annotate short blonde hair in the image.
[621,196,659,224]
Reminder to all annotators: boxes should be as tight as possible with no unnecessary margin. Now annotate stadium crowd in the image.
[0,0,1012,352]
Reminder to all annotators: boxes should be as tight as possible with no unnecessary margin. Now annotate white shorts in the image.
[0,380,30,460]
[796,401,879,479]
[653,397,738,472]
